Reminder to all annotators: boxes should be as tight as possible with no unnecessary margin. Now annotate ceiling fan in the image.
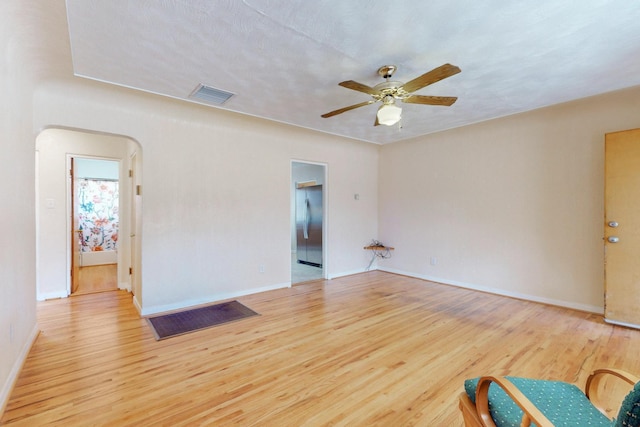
[321,63,461,126]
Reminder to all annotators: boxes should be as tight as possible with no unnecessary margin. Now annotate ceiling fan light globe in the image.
[377,104,402,126]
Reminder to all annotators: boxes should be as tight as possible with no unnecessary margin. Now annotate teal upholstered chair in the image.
[459,368,640,427]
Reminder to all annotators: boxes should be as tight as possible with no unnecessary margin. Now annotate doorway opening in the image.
[291,161,326,284]
[71,157,120,295]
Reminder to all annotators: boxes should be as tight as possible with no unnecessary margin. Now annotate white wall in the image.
[0,0,59,413]
[27,0,381,316]
[33,77,379,315]
[7,0,640,415]
[379,86,640,312]
[1,11,378,415]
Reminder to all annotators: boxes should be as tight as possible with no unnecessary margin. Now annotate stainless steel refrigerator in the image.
[296,184,323,267]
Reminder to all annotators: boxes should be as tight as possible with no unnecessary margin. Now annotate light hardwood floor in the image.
[3,271,639,426]
[74,264,118,295]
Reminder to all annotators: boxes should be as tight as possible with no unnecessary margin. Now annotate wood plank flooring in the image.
[3,271,640,426]
[74,264,118,295]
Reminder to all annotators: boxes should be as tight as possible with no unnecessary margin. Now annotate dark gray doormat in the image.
[147,300,259,340]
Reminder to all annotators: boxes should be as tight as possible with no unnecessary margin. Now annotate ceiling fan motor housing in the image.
[373,81,410,101]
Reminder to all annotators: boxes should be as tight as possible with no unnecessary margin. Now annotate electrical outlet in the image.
[259,265,265,273]
[430,257,438,266]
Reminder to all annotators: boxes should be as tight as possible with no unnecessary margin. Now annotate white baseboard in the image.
[327,268,368,280]
[0,324,40,416]
[132,294,142,315]
[604,318,640,330]
[140,281,291,316]
[378,267,604,314]
[36,290,68,301]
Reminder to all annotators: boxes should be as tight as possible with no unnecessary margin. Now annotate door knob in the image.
[608,236,620,243]
[608,221,619,228]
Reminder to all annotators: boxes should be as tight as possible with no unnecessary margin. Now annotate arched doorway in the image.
[35,128,142,305]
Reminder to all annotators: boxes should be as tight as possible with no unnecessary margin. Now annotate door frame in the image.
[291,160,328,282]
[129,151,141,298]
[70,157,79,293]
[66,154,123,295]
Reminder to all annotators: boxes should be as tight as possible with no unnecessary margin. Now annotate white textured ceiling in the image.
[65,0,640,145]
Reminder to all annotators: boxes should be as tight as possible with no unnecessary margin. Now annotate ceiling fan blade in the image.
[338,80,379,96]
[321,100,376,118]
[401,63,461,94]
[403,95,458,106]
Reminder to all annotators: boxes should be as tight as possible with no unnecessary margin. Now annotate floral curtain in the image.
[77,179,119,252]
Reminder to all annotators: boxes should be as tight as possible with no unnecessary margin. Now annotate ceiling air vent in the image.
[189,84,234,105]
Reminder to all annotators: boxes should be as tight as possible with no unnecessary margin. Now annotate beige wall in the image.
[379,86,640,312]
